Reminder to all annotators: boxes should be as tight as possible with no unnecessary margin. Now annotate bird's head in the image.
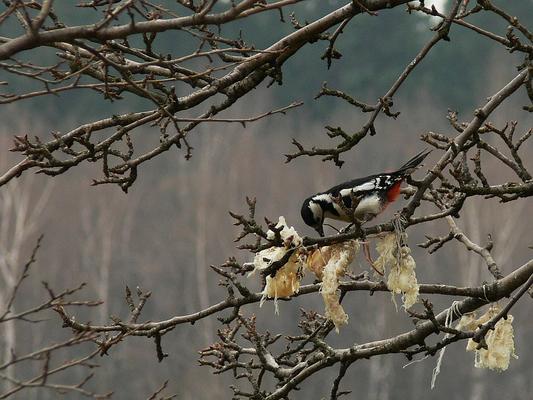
[301,197,324,237]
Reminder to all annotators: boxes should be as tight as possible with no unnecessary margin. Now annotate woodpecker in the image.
[301,150,430,236]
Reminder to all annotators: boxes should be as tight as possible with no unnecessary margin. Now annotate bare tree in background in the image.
[0,267,103,399]
[0,176,51,391]
[0,0,532,399]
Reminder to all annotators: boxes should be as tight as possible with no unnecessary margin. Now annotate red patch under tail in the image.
[386,180,402,203]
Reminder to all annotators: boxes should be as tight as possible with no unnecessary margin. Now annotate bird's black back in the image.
[315,149,431,196]
[320,173,388,197]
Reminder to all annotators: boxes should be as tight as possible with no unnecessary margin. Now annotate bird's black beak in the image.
[316,225,324,237]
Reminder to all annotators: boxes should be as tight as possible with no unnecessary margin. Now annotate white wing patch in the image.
[339,180,377,196]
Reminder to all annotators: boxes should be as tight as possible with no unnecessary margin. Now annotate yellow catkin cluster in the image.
[386,246,419,309]
[306,241,359,332]
[266,216,302,248]
[459,305,518,371]
[373,233,397,276]
[262,253,301,302]
[253,246,286,272]
[251,217,303,313]
[305,244,332,280]
[455,312,478,331]
[375,233,419,309]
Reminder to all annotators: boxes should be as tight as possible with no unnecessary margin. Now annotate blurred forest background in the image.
[1,0,532,399]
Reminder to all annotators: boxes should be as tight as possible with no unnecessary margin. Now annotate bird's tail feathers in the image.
[396,149,431,175]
